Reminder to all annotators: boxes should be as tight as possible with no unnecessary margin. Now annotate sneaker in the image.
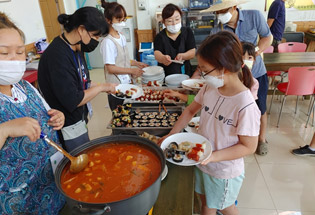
[292,145,315,156]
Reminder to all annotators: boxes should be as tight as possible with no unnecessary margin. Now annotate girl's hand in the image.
[101,83,117,94]
[47,109,65,130]
[200,151,216,165]
[157,133,172,146]
[164,89,180,99]
[131,68,144,77]
[136,61,149,69]
[1,117,41,142]
[162,55,172,66]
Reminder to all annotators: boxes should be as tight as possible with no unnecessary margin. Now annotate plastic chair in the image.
[268,67,315,128]
[264,46,282,87]
[278,42,307,53]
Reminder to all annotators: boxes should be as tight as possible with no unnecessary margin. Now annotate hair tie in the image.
[241,63,245,68]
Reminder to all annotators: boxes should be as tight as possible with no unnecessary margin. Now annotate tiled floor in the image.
[86,68,315,215]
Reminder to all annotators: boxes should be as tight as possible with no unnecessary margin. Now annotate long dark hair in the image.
[197,31,253,89]
[58,7,108,36]
[101,0,127,23]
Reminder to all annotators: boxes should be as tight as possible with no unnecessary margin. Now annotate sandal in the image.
[256,141,268,156]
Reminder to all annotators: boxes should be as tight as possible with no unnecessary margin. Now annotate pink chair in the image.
[278,42,307,53]
[264,46,282,86]
[268,67,315,128]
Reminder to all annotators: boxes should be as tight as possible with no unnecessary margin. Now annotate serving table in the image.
[153,163,195,215]
[263,52,315,71]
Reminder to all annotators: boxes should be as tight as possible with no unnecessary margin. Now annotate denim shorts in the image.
[194,168,245,210]
[256,73,269,115]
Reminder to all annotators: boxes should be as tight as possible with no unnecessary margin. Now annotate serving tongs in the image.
[158,100,168,114]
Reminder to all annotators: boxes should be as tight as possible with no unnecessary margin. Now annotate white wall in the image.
[0,0,46,44]
[241,0,315,21]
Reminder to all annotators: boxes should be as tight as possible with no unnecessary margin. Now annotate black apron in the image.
[158,27,192,77]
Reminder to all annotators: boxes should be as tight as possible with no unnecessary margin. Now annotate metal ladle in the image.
[40,133,89,173]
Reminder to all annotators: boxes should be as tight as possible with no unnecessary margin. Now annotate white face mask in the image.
[217,12,232,24]
[112,21,126,33]
[0,60,26,85]
[204,73,224,89]
[244,60,254,70]
[166,22,182,34]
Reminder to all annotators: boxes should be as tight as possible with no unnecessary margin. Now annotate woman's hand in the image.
[175,53,184,61]
[131,68,144,78]
[0,117,41,142]
[101,83,117,94]
[162,55,172,66]
[47,109,65,130]
[136,61,148,69]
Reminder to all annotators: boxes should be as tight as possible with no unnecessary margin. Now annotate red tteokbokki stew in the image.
[60,142,162,203]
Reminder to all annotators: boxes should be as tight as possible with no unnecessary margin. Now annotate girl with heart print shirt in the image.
[161,31,260,215]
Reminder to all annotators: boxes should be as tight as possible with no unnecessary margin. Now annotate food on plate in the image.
[188,122,195,127]
[194,82,204,88]
[136,89,180,103]
[163,141,206,163]
[115,89,134,99]
[147,80,162,87]
[172,154,184,163]
[186,141,206,161]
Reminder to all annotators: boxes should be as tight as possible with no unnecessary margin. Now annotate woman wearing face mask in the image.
[100,0,147,110]
[0,12,65,214]
[159,31,260,215]
[154,3,196,77]
[38,7,116,152]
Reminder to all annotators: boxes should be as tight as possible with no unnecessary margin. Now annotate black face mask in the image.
[81,38,99,53]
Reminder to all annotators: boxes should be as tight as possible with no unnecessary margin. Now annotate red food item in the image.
[147,81,152,86]
[187,153,199,161]
[130,88,138,92]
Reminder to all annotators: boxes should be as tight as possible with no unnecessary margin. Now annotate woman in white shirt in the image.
[100,0,147,110]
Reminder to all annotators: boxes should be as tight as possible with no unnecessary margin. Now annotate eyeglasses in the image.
[198,67,216,78]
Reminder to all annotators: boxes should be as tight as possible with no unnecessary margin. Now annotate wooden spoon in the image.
[40,133,89,173]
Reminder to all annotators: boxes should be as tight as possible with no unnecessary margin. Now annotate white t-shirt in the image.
[100,33,127,65]
[194,85,260,179]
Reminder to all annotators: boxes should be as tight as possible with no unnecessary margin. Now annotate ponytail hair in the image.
[197,31,253,89]
[0,12,25,43]
[101,0,127,23]
[57,6,109,36]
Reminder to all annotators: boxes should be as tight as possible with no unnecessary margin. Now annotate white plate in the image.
[165,74,189,87]
[142,66,164,77]
[161,133,212,166]
[181,79,205,90]
[185,117,200,133]
[112,84,143,100]
[161,165,168,181]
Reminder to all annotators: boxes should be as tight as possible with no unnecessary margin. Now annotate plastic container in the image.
[142,49,158,66]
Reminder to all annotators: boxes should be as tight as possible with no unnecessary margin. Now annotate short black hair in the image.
[58,6,109,37]
[162,4,182,20]
[241,41,256,60]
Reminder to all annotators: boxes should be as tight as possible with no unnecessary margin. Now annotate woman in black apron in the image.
[154,3,196,77]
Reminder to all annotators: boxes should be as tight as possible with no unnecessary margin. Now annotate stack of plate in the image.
[165,74,190,87]
[141,66,165,84]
